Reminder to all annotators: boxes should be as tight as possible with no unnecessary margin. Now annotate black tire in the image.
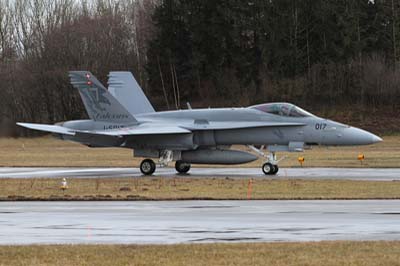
[140,159,156,175]
[175,160,191,174]
[262,162,275,175]
[271,164,279,175]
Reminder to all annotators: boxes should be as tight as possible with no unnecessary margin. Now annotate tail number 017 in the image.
[315,123,327,130]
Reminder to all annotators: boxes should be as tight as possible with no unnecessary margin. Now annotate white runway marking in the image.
[1,200,400,244]
[0,167,400,180]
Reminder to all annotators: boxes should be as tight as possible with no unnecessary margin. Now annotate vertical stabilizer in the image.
[69,71,137,124]
[108,71,155,115]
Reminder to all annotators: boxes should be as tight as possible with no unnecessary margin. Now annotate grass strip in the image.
[2,177,400,200]
[0,241,399,266]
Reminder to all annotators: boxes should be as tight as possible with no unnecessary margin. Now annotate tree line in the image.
[0,0,399,136]
[147,0,400,110]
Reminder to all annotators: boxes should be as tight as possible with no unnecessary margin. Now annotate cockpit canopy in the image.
[250,103,315,118]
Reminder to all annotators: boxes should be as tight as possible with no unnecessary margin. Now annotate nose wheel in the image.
[262,162,279,175]
[140,159,156,175]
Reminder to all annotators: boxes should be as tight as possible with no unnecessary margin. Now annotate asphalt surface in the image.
[0,167,400,180]
[1,200,400,244]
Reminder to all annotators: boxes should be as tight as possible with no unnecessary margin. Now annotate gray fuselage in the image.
[60,107,381,150]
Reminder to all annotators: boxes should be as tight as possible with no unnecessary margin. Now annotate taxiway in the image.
[0,167,399,180]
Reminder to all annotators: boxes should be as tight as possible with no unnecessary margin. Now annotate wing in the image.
[17,122,191,137]
[18,119,301,138]
[90,125,191,136]
[182,121,305,130]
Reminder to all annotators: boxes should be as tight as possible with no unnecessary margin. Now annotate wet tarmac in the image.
[0,200,400,244]
[0,167,400,181]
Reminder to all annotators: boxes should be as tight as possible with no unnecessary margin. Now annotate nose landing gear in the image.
[248,145,281,175]
[262,162,279,175]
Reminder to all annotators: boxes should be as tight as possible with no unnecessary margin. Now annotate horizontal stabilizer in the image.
[17,123,75,135]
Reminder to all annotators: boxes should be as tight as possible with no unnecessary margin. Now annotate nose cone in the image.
[342,127,383,145]
[371,134,383,144]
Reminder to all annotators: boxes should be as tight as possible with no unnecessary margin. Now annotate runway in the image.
[1,200,400,244]
[0,167,400,181]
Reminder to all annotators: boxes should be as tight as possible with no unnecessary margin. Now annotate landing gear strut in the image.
[140,159,156,175]
[248,145,281,176]
[175,160,191,174]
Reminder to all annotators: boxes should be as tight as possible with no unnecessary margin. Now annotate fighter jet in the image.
[17,71,382,175]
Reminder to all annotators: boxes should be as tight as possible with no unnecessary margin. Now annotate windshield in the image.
[250,103,315,117]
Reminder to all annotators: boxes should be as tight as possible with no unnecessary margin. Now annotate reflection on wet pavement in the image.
[1,200,400,244]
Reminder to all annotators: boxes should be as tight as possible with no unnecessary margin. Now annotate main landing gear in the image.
[139,158,192,175]
[175,160,191,174]
[140,159,156,175]
[248,145,281,176]
[139,151,192,175]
